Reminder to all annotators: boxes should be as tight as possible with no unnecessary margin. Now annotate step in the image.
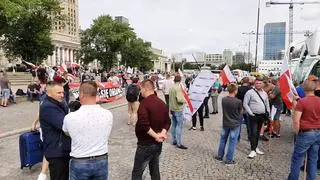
[10,82,32,86]
[16,96,28,103]
[9,79,32,83]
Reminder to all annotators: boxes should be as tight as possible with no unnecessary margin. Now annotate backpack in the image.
[217,84,223,93]
[126,84,140,102]
[16,89,26,96]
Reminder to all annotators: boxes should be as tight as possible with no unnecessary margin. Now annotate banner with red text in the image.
[69,82,123,103]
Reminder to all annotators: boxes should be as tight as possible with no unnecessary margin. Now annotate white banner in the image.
[184,70,216,121]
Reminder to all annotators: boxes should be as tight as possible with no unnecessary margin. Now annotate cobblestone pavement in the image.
[0,93,301,180]
[0,96,126,135]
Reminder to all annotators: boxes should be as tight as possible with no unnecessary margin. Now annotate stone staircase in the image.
[7,72,33,87]
[6,72,32,103]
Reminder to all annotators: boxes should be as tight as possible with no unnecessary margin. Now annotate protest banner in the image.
[183,70,216,121]
[69,82,123,103]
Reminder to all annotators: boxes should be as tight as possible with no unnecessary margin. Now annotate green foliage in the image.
[121,38,154,71]
[79,15,136,70]
[218,63,226,70]
[0,0,62,64]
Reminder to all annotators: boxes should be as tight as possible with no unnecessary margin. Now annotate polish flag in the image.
[220,65,236,85]
[177,69,193,113]
[279,58,297,110]
[66,73,76,81]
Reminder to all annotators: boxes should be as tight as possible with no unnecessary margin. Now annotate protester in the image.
[162,73,174,105]
[315,79,320,97]
[126,77,140,126]
[269,78,282,138]
[169,75,188,149]
[190,102,204,131]
[40,81,70,180]
[296,80,305,98]
[62,72,70,104]
[27,80,41,102]
[132,79,171,180]
[243,77,270,158]
[215,84,242,165]
[210,78,220,114]
[0,71,10,107]
[203,89,210,118]
[108,72,120,84]
[236,77,252,141]
[288,80,320,180]
[63,81,113,180]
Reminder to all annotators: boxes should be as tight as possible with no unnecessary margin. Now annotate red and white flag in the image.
[220,65,236,85]
[279,58,297,110]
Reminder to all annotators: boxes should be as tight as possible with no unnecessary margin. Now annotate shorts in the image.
[1,89,10,99]
[271,104,282,121]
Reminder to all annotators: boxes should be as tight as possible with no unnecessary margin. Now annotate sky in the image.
[78,0,320,56]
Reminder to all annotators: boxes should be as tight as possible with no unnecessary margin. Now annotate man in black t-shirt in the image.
[215,84,242,165]
[236,77,252,141]
[27,80,41,102]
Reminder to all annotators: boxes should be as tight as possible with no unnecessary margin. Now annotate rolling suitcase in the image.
[19,131,43,169]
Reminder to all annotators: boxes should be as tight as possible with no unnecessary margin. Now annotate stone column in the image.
[57,47,61,65]
[61,48,65,65]
[52,49,56,66]
[70,49,74,63]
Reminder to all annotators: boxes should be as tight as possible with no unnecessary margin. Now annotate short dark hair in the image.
[174,75,181,83]
[141,79,155,90]
[241,77,250,84]
[46,81,62,88]
[80,81,98,97]
[227,83,238,93]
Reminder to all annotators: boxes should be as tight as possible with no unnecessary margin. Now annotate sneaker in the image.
[255,148,264,155]
[200,126,204,131]
[37,173,47,180]
[225,160,236,165]
[177,145,188,149]
[214,156,223,161]
[248,151,257,159]
[188,127,196,130]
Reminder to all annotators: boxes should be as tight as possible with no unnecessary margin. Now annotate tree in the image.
[218,63,226,70]
[121,38,154,71]
[79,15,136,70]
[0,0,62,64]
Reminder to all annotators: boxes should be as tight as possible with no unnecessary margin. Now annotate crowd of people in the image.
[1,66,320,179]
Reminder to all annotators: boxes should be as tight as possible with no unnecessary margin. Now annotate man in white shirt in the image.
[63,81,113,180]
[162,73,174,105]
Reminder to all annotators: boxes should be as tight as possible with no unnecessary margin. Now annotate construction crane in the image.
[266,0,320,45]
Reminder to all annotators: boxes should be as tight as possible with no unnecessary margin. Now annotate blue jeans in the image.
[170,111,184,146]
[217,126,240,162]
[288,130,320,180]
[69,157,108,180]
[132,144,162,180]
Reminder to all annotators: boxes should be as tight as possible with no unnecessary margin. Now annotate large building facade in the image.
[46,0,80,66]
[263,22,286,60]
[205,54,224,66]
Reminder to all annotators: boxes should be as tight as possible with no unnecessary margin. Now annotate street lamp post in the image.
[254,0,261,72]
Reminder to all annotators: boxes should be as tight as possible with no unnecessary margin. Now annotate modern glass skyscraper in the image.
[263,22,286,60]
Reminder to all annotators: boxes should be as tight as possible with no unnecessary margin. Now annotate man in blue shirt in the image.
[40,81,70,180]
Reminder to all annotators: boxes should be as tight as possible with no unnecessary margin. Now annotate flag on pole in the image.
[177,69,193,113]
[279,58,297,110]
[220,65,236,85]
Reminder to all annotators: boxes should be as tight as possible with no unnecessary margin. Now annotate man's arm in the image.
[41,106,65,131]
[293,111,302,133]
[243,91,254,116]
[265,92,271,115]
[176,89,186,104]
